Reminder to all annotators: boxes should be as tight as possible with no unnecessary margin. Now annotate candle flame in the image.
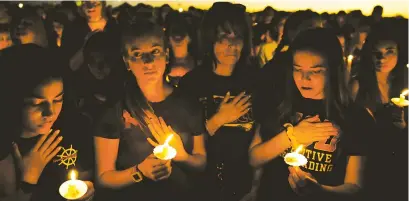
[164,134,173,146]
[295,145,303,154]
[401,89,409,97]
[347,55,354,61]
[70,170,77,180]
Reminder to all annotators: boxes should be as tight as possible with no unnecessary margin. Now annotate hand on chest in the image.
[292,112,343,173]
[200,91,254,131]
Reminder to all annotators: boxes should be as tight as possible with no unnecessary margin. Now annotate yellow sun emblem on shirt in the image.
[53,145,78,169]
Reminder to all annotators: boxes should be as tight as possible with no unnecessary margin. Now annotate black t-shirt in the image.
[15,111,94,201]
[178,65,257,201]
[363,104,408,200]
[93,90,206,201]
[257,98,374,201]
[61,17,119,62]
[253,50,291,122]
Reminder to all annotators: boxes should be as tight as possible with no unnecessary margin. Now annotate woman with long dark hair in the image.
[178,2,259,201]
[164,11,199,87]
[93,20,206,201]
[0,44,94,201]
[352,19,408,200]
[250,28,374,201]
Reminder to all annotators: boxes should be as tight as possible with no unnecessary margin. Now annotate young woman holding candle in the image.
[351,20,408,200]
[93,20,206,201]
[249,28,375,201]
[0,44,94,201]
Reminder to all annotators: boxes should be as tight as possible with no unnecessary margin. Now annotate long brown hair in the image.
[278,28,350,124]
[355,19,408,111]
[121,20,167,134]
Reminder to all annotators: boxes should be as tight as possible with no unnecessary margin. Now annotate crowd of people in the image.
[0,1,407,201]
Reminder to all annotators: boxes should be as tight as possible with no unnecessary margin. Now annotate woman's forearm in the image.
[206,115,224,136]
[249,131,291,168]
[98,166,137,189]
[321,183,361,195]
[178,154,207,171]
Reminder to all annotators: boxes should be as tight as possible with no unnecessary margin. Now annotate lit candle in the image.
[284,145,308,167]
[347,55,354,69]
[391,89,409,107]
[59,170,88,200]
[153,134,177,160]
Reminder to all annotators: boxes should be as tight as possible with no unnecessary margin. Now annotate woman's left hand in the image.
[288,167,323,196]
[146,115,188,161]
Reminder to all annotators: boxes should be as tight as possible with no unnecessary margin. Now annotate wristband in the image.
[283,123,298,146]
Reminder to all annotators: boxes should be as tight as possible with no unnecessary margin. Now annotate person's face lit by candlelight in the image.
[52,21,64,37]
[293,50,327,100]
[124,36,168,85]
[169,34,190,57]
[277,17,287,41]
[22,79,63,136]
[214,25,244,66]
[0,31,12,50]
[82,0,103,21]
[372,40,398,73]
[358,31,368,48]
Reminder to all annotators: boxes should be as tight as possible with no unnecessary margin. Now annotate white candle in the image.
[153,134,177,160]
[391,89,409,107]
[284,145,308,167]
[59,170,88,200]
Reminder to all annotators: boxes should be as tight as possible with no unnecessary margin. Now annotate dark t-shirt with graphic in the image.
[178,65,257,201]
[93,90,206,201]
[15,111,94,201]
[257,98,374,201]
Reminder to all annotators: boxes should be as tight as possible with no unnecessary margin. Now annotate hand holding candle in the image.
[146,116,188,161]
[153,134,177,160]
[391,89,409,107]
[59,170,88,200]
[347,55,354,70]
[288,166,322,195]
[284,145,308,167]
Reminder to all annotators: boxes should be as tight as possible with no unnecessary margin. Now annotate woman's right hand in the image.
[292,115,339,146]
[12,130,63,184]
[214,91,251,125]
[137,154,172,181]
